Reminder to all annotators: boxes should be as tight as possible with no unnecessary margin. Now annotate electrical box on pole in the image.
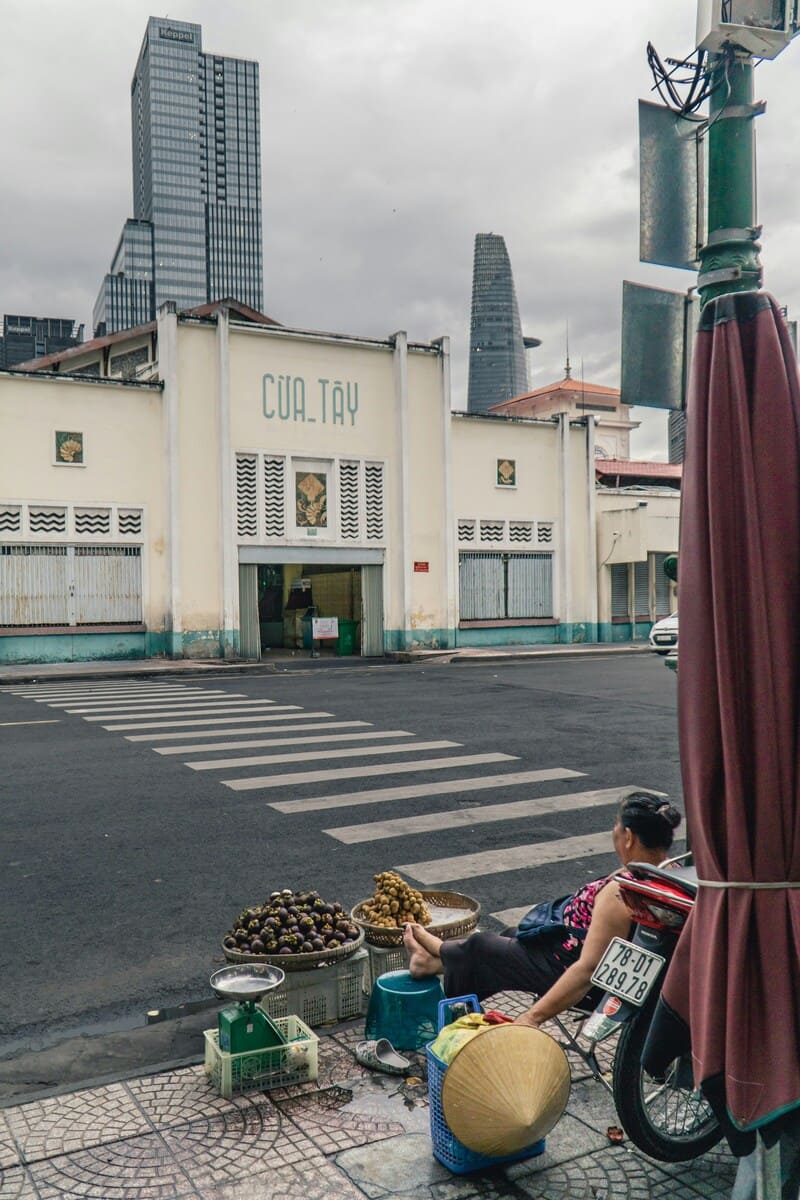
[696,0,799,59]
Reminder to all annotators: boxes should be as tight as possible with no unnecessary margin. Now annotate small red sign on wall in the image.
[414,561,429,573]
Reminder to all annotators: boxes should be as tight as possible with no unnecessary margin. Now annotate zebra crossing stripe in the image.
[223,753,516,792]
[85,703,280,722]
[102,708,309,731]
[155,729,414,755]
[396,831,621,884]
[324,785,631,844]
[57,694,251,711]
[124,717,362,741]
[270,768,584,815]
[490,905,531,928]
[21,686,209,698]
[188,739,462,771]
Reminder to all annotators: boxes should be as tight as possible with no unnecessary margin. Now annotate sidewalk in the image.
[0,642,650,685]
[0,995,736,1200]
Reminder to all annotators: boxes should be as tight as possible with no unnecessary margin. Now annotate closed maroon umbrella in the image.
[646,291,800,1143]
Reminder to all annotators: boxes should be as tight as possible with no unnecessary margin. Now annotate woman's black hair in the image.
[618,791,682,851]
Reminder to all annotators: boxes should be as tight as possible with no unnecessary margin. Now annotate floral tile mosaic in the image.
[3,1084,150,1166]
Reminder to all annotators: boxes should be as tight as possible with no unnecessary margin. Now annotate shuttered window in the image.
[264,457,286,538]
[339,461,360,540]
[365,463,385,541]
[611,563,629,619]
[653,552,672,617]
[459,552,553,620]
[0,545,142,627]
[634,560,650,618]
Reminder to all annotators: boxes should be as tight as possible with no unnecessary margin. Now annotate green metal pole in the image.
[697,51,763,308]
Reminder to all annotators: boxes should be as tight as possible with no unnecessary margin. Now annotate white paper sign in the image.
[311,617,339,639]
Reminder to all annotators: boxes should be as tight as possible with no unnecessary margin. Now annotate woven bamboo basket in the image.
[351,889,480,948]
[222,926,364,971]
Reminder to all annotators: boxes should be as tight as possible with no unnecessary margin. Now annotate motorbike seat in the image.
[625,861,698,899]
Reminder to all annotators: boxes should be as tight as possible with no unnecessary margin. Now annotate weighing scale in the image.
[210,963,286,1054]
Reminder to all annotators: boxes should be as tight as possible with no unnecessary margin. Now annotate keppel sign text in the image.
[262,374,359,426]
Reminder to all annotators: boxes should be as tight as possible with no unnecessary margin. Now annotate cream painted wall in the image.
[406,350,448,635]
[175,324,223,633]
[0,372,167,629]
[451,415,597,626]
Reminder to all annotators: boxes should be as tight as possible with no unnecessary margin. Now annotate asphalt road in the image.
[0,653,680,1058]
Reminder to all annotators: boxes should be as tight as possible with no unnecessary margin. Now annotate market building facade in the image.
[0,303,678,663]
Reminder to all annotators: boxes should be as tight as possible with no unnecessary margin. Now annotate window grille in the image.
[0,506,21,533]
[537,522,554,545]
[74,507,112,536]
[507,554,553,618]
[235,453,258,537]
[480,520,505,543]
[365,463,385,541]
[509,521,533,543]
[73,546,142,624]
[29,507,66,535]
[0,545,69,625]
[118,509,143,536]
[264,456,286,538]
[339,461,360,540]
[457,519,476,543]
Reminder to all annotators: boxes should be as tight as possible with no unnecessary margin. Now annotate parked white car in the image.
[649,611,678,654]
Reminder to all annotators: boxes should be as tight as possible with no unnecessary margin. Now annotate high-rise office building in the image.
[94,17,262,335]
[0,314,83,369]
[668,409,687,464]
[467,233,530,415]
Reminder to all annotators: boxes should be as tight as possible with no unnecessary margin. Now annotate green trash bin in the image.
[336,619,359,656]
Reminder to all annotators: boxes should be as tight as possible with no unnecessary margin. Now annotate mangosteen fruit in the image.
[223,936,236,949]
[278,946,293,955]
[287,904,298,917]
[250,938,265,954]
[277,906,288,921]
[300,941,314,953]
[235,930,249,945]
[327,938,341,949]
[311,937,324,951]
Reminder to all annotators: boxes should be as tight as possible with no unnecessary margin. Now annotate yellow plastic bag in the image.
[430,1013,495,1067]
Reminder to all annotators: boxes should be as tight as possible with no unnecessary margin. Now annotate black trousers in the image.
[439,931,565,1003]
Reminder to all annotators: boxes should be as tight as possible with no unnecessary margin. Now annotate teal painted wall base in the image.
[0,632,152,665]
[456,623,599,648]
[597,622,652,644]
[0,628,240,665]
[384,628,453,652]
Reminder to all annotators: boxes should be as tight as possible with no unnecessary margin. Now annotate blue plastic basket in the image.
[426,995,546,1175]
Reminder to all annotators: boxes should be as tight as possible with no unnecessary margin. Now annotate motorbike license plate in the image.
[590,937,666,1007]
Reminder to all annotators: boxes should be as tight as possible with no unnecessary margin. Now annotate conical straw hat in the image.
[441,1025,570,1156]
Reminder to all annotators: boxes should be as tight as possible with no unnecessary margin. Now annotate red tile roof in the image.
[596,459,682,480]
[490,376,622,412]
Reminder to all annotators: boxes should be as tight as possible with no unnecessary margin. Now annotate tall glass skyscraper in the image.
[467,233,529,415]
[94,17,262,335]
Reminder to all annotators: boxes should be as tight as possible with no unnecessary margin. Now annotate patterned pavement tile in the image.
[25,1133,201,1199]
[0,1115,20,1171]
[162,1105,326,1191]
[0,1164,38,1200]
[126,1065,275,1130]
[632,1139,738,1198]
[3,1084,151,1166]
[275,1086,404,1154]
[197,1157,366,1199]
[504,1144,657,1198]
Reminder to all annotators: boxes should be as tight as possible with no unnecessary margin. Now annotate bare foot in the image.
[403,923,443,978]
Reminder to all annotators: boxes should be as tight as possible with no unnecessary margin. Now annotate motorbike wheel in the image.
[612,1009,723,1162]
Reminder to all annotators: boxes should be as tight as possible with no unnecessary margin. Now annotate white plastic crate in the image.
[258,948,368,1026]
[365,942,407,990]
[204,1015,318,1098]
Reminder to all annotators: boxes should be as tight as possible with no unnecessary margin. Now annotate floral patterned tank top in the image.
[551,876,611,966]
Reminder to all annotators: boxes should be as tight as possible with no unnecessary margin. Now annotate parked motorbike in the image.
[579,855,723,1162]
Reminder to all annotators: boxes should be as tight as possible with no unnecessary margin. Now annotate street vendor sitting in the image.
[402,791,681,1027]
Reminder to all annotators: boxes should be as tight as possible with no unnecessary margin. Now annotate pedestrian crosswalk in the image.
[1,679,660,924]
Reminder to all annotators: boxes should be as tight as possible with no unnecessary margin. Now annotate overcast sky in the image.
[2,2,800,457]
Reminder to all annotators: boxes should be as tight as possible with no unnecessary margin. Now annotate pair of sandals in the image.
[355,1037,411,1075]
